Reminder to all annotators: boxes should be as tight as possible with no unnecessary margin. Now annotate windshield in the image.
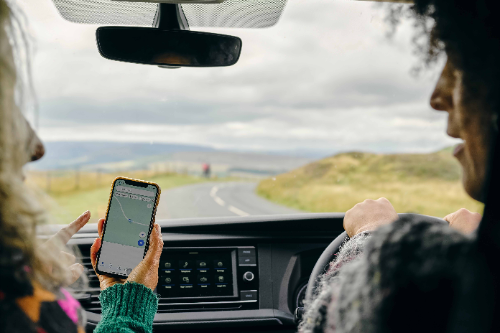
[20,0,482,224]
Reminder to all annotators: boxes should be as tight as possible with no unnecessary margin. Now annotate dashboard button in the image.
[196,260,210,268]
[163,261,175,269]
[213,259,228,268]
[238,248,255,257]
[179,275,192,284]
[240,290,257,301]
[179,260,193,269]
[164,277,173,284]
[238,257,256,266]
[197,275,210,283]
[179,260,193,273]
[214,274,228,283]
[243,271,255,282]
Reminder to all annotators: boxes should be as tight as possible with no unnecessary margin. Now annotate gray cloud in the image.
[20,0,451,156]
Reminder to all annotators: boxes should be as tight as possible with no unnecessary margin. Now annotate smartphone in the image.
[96,177,161,278]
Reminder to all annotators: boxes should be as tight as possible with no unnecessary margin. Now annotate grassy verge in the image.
[257,150,483,217]
[26,172,210,224]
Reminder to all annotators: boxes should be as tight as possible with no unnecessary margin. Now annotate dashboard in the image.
[68,213,345,333]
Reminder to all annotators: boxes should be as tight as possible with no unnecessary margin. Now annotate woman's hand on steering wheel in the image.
[444,208,482,234]
[306,206,447,306]
[344,197,399,237]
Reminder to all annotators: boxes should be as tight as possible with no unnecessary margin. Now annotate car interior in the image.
[70,212,442,332]
[31,0,448,332]
[73,213,342,332]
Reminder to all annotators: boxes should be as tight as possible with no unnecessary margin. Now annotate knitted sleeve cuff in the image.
[326,231,372,277]
[99,282,158,327]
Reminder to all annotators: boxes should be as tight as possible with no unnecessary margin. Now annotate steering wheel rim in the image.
[304,214,447,305]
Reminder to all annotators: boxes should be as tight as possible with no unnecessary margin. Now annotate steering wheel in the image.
[304,214,447,305]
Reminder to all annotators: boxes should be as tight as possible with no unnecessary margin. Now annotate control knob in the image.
[243,271,255,282]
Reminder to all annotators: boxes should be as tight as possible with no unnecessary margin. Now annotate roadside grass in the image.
[26,171,212,224]
[257,150,484,217]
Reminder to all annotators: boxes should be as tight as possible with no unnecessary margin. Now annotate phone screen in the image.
[97,179,159,277]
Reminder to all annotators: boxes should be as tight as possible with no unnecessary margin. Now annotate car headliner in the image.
[51,0,412,29]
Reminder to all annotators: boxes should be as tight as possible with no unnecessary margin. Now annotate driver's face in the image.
[430,60,492,202]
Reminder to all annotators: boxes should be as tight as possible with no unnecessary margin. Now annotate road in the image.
[155,182,301,219]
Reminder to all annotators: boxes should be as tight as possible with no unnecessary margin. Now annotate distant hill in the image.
[27,141,315,177]
[257,149,483,217]
[28,141,216,170]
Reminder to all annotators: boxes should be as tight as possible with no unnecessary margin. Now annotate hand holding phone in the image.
[90,220,164,290]
[94,177,161,279]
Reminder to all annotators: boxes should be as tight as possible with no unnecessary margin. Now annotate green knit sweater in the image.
[94,282,158,333]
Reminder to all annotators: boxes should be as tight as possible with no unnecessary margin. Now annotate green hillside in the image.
[257,149,483,217]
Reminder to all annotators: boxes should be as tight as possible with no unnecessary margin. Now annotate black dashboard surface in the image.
[68,213,346,332]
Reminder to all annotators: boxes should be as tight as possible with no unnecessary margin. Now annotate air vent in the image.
[157,299,243,313]
[69,245,102,313]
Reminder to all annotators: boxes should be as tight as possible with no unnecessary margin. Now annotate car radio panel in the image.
[158,246,258,309]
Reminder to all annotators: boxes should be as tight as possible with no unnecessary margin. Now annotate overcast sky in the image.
[18,0,457,156]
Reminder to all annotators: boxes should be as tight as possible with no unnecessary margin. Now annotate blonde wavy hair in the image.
[0,0,76,295]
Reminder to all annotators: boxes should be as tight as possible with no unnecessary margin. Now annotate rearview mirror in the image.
[96,27,242,67]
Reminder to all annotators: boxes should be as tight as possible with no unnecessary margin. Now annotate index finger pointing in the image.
[50,211,91,245]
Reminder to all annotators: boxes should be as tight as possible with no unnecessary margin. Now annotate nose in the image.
[31,141,45,162]
[430,88,451,111]
[25,116,45,162]
[430,61,454,112]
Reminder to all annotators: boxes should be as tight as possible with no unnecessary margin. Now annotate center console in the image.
[157,246,259,312]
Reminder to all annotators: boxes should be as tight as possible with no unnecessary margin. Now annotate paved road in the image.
[155,182,301,219]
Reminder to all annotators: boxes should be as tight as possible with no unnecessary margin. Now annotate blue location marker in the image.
[138,240,145,246]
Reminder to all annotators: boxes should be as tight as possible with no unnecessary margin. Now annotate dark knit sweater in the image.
[95,282,158,333]
[300,216,473,333]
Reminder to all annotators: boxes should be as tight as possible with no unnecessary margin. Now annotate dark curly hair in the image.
[390,0,500,119]
[387,2,500,330]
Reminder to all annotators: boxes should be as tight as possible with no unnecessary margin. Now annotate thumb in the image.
[143,224,163,265]
[443,212,456,224]
[90,237,102,272]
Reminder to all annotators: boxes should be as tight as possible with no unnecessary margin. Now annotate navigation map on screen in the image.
[98,180,158,276]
